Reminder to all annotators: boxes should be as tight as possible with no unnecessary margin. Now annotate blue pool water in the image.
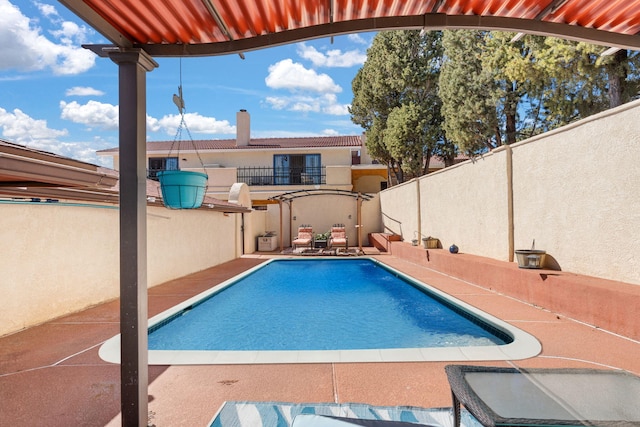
[147,259,511,351]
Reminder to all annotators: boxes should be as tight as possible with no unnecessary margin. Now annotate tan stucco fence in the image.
[0,204,241,336]
[381,98,640,286]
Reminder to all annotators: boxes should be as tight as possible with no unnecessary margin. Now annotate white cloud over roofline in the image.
[59,99,236,136]
[0,107,68,142]
[0,106,113,165]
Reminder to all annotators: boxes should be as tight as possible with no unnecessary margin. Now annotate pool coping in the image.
[98,257,541,365]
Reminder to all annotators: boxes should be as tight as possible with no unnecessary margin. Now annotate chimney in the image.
[236,109,250,146]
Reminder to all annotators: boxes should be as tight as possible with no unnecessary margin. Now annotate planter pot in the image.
[423,237,439,249]
[515,249,546,269]
[314,240,327,249]
[411,239,418,246]
[157,170,208,209]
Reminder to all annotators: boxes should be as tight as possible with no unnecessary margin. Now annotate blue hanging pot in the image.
[157,170,208,209]
[449,244,459,254]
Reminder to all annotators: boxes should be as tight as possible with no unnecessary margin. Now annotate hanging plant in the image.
[157,61,208,209]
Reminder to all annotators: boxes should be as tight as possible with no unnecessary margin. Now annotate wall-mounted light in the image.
[348,215,352,219]
[293,216,297,220]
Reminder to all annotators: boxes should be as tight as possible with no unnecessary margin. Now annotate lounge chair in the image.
[328,223,348,249]
[292,224,314,249]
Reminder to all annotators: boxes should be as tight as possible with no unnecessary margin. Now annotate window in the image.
[351,150,361,165]
[148,157,178,179]
[274,154,321,185]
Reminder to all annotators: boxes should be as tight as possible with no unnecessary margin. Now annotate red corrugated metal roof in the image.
[98,135,363,154]
[60,0,640,58]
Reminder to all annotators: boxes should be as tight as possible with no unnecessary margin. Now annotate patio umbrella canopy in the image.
[61,0,640,57]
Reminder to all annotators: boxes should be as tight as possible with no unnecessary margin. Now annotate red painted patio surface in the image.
[1,251,638,427]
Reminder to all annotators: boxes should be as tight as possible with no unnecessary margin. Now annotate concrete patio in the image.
[1,250,638,426]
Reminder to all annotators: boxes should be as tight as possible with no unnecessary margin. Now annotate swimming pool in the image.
[99,258,541,364]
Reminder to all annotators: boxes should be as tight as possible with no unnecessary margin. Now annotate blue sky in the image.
[0,0,374,167]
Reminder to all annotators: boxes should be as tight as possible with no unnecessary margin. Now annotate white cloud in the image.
[58,99,235,138]
[59,99,236,137]
[0,106,114,165]
[321,128,339,136]
[0,0,95,75]
[264,97,289,110]
[263,93,349,116]
[0,107,68,142]
[154,113,236,136]
[347,33,369,45]
[320,94,350,115]
[297,43,366,68]
[60,100,119,130]
[290,100,320,113]
[265,59,341,93]
[35,1,58,18]
[66,86,105,96]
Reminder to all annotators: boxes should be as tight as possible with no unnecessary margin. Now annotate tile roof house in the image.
[97,110,389,207]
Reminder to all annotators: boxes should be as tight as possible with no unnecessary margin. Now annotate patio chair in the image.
[328,224,348,249]
[292,224,314,249]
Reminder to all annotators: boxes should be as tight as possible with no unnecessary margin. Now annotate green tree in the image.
[439,30,500,153]
[385,103,427,178]
[499,36,640,133]
[350,30,450,183]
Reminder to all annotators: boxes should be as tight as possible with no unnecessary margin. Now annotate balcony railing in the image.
[237,166,326,186]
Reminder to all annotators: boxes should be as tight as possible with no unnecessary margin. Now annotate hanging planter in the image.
[156,63,209,210]
[157,170,207,209]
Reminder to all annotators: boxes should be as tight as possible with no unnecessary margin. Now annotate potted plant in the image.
[314,231,330,249]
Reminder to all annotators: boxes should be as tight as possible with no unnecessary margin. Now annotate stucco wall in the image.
[422,148,510,260]
[511,102,640,282]
[380,179,419,239]
[0,202,240,336]
[379,99,640,285]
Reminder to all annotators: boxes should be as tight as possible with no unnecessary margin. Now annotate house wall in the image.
[0,202,240,337]
[152,147,356,170]
[203,165,357,200]
[118,143,384,199]
[379,99,640,285]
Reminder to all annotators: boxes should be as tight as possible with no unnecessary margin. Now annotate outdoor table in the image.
[445,365,640,427]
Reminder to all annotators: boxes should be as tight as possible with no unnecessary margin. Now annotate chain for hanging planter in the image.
[157,59,208,209]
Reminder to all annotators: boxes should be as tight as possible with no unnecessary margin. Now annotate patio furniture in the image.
[209,401,468,427]
[445,365,640,427]
[293,414,438,426]
[329,224,348,249]
[292,225,314,249]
